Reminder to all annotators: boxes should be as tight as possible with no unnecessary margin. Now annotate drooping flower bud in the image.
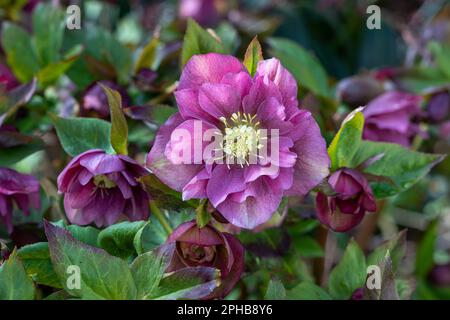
[166,221,244,299]
[316,168,376,232]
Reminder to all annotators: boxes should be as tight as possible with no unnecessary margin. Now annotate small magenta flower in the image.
[166,221,244,299]
[316,168,376,232]
[362,91,422,147]
[147,53,330,229]
[57,149,150,227]
[179,0,221,27]
[82,81,129,118]
[0,167,41,233]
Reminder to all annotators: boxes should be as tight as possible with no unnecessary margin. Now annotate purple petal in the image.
[178,53,245,91]
[206,166,246,207]
[286,111,330,196]
[198,83,241,120]
[146,113,204,192]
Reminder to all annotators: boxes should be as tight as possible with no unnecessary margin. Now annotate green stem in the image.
[150,202,172,235]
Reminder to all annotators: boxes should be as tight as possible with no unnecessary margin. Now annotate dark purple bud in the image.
[81,81,130,118]
[0,64,20,91]
[166,221,244,299]
[133,68,158,92]
[179,0,221,27]
[350,287,364,300]
[426,91,450,123]
[362,91,422,147]
[428,263,450,287]
[0,167,41,233]
[316,168,376,232]
[57,149,150,227]
[336,75,384,108]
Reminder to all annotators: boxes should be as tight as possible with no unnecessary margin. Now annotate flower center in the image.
[179,242,216,265]
[93,175,117,189]
[218,112,264,166]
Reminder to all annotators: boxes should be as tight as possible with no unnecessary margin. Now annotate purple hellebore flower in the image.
[0,167,41,233]
[81,81,130,118]
[0,64,20,91]
[316,168,376,232]
[179,0,220,27]
[57,149,150,227]
[146,53,330,229]
[362,91,422,147]
[166,220,244,299]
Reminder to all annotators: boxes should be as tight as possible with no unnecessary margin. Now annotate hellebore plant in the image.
[147,53,330,229]
[0,167,40,233]
[57,149,150,227]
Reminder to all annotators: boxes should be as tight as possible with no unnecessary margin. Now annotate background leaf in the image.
[101,84,128,155]
[0,250,35,300]
[181,18,225,67]
[328,240,366,299]
[44,221,137,299]
[52,116,114,156]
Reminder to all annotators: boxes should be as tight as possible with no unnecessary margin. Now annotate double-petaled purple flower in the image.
[316,168,376,232]
[0,167,40,233]
[166,220,244,299]
[57,149,150,227]
[147,53,330,229]
[362,91,422,147]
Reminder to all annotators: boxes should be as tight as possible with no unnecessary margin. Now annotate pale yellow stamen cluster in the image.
[216,112,265,166]
[93,175,117,189]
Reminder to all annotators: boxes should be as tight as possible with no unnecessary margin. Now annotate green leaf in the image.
[37,47,82,86]
[268,37,330,98]
[328,110,365,171]
[428,41,450,79]
[0,250,35,300]
[351,141,445,198]
[264,279,286,300]
[17,242,61,288]
[140,175,197,210]
[328,240,366,299]
[181,18,224,67]
[243,36,263,76]
[134,34,159,72]
[100,84,128,155]
[287,282,332,300]
[149,267,220,300]
[1,22,40,82]
[0,130,43,166]
[195,199,211,228]
[368,230,407,273]
[32,3,65,66]
[66,225,100,247]
[130,244,174,299]
[293,236,324,258]
[52,115,114,156]
[44,221,137,299]
[98,221,147,259]
[416,220,438,278]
